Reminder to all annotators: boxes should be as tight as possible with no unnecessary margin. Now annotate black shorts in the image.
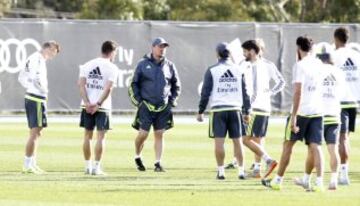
[240,113,247,136]
[324,124,340,144]
[246,113,269,138]
[25,95,47,129]
[80,109,111,131]
[209,110,243,138]
[285,115,323,145]
[340,108,357,133]
[132,103,173,132]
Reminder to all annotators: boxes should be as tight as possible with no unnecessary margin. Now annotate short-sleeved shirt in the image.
[79,57,119,110]
[333,47,360,105]
[292,55,324,115]
[321,64,345,119]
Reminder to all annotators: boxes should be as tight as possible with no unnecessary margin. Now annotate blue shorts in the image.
[132,103,173,132]
[246,113,269,138]
[340,108,357,133]
[324,124,339,144]
[285,115,323,145]
[240,113,247,136]
[209,110,243,138]
[25,94,47,129]
[80,109,111,131]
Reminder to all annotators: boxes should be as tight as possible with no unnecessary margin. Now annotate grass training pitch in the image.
[0,121,359,206]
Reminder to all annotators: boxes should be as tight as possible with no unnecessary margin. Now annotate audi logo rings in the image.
[0,38,41,73]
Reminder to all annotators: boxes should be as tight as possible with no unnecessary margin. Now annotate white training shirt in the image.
[79,57,119,110]
[18,52,48,97]
[247,58,285,113]
[321,63,345,118]
[208,60,248,110]
[332,47,360,104]
[292,55,325,116]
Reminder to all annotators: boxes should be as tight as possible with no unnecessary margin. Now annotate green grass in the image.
[0,122,360,206]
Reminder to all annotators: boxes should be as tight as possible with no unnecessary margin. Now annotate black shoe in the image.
[135,157,146,171]
[154,162,165,172]
[216,172,225,180]
[239,174,246,180]
[261,178,272,188]
[225,162,236,169]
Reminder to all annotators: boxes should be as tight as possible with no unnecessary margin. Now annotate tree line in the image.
[1,0,359,23]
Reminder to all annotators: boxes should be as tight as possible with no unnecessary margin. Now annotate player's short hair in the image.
[42,40,60,53]
[334,27,349,44]
[316,53,332,64]
[101,40,118,55]
[314,42,333,64]
[242,40,260,54]
[296,36,313,52]
[216,42,230,58]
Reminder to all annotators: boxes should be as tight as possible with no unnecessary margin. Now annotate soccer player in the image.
[129,37,181,172]
[78,40,119,175]
[225,40,280,178]
[225,39,283,176]
[332,27,360,185]
[197,42,250,180]
[18,41,60,173]
[262,36,325,191]
[294,45,345,190]
[241,39,284,178]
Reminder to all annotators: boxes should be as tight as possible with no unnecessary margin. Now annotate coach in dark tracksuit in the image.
[129,37,181,172]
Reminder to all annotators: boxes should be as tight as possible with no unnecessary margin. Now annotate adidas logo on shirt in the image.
[342,58,357,71]
[88,67,103,80]
[219,69,237,82]
[323,74,337,98]
[323,74,336,86]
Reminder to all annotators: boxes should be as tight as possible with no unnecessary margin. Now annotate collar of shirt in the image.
[218,58,232,64]
[146,53,165,66]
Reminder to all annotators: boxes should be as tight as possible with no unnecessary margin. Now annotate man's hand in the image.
[243,114,250,124]
[85,102,97,114]
[169,100,177,107]
[90,104,100,115]
[196,113,204,122]
[290,116,299,133]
